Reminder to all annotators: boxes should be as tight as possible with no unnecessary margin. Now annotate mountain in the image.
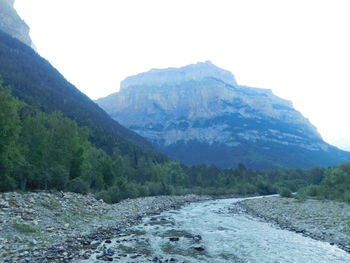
[96,61,350,169]
[0,29,165,161]
[0,0,34,48]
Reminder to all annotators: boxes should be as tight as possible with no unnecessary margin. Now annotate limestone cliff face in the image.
[0,0,34,48]
[97,61,350,169]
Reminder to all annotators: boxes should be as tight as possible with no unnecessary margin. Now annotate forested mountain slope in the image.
[0,30,164,161]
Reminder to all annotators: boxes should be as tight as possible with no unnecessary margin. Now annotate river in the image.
[77,197,350,263]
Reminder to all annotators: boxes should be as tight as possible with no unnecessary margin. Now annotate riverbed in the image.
[77,197,350,263]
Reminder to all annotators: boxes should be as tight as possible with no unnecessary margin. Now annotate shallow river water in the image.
[78,197,350,263]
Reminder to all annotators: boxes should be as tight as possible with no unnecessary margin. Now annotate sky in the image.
[15,0,350,149]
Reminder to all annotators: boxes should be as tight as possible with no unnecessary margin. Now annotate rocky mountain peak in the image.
[3,0,14,5]
[97,62,350,169]
[0,0,34,48]
[120,60,237,90]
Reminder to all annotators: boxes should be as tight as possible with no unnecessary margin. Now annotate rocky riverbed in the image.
[77,197,350,263]
[238,196,350,253]
[0,192,208,263]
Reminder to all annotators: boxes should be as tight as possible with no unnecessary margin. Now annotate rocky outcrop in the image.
[96,61,350,169]
[0,0,34,48]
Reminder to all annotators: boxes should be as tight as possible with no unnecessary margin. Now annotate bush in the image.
[136,184,149,197]
[256,181,276,195]
[146,182,163,196]
[107,185,122,203]
[279,187,292,198]
[95,190,112,204]
[0,175,17,192]
[67,177,89,194]
[47,165,69,190]
[305,185,319,196]
[295,187,308,201]
[343,191,350,203]
[120,183,139,199]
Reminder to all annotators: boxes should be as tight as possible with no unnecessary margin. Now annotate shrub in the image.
[295,187,308,201]
[108,185,122,203]
[67,177,89,194]
[95,190,112,204]
[343,191,350,203]
[279,187,292,198]
[0,175,17,192]
[136,184,150,197]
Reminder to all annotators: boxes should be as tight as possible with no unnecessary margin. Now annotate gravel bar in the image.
[237,196,350,253]
[0,192,209,262]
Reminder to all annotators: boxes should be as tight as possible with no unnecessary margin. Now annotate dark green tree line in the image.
[2,82,343,203]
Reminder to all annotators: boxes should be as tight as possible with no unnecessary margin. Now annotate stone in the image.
[22,214,35,221]
[46,227,55,232]
[193,235,202,241]
[13,235,22,242]
[193,246,205,251]
[169,237,179,242]
[0,200,10,208]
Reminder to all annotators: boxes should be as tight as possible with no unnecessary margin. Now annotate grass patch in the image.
[49,199,59,209]
[13,223,39,234]
[42,198,60,210]
[101,215,114,220]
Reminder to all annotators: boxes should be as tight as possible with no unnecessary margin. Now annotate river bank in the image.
[238,196,350,253]
[0,191,209,263]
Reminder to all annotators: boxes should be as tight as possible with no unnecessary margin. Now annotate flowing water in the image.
[78,197,350,263]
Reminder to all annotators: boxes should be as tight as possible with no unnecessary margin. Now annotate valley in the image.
[0,0,350,262]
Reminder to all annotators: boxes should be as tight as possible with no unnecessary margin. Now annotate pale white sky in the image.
[15,0,350,148]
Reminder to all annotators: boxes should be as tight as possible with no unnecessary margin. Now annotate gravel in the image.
[0,191,209,262]
[237,196,350,253]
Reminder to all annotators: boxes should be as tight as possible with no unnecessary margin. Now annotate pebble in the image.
[13,235,23,242]
[193,246,205,251]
